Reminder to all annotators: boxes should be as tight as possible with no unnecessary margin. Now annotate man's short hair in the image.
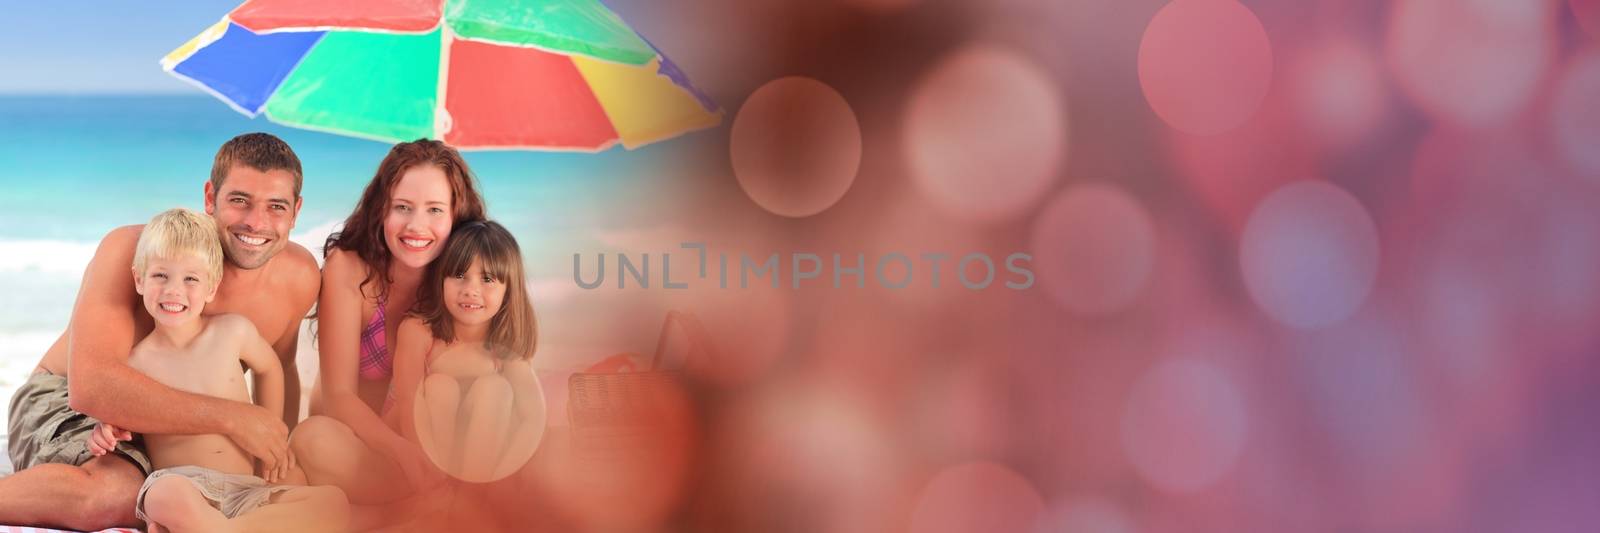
[210,132,303,197]
[134,208,225,289]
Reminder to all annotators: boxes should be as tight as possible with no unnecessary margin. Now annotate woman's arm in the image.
[318,250,410,458]
[390,317,431,443]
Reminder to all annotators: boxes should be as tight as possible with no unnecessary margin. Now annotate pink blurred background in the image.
[525,0,1600,531]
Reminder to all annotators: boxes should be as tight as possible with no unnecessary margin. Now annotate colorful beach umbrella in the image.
[161,0,721,151]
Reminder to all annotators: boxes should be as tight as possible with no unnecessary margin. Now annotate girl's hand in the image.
[87,422,132,456]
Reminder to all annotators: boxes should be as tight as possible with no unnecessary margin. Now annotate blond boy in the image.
[88,208,346,533]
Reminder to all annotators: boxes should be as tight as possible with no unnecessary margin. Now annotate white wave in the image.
[0,218,343,274]
[0,330,58,443]
[0,240,90,337]
[0,330,59,359]
[0,239,98,276]
[290,219,343,268]
[0,330,58,383]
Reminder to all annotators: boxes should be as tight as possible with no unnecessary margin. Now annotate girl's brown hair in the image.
[324,139,487,300]
[412,220,537,360]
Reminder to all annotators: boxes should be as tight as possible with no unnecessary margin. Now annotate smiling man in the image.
[0,133,321,530]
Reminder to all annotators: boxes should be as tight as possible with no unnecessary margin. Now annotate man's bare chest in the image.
[205,295,297,346]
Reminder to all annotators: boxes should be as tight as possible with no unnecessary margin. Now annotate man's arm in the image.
[66,226,291,471]
[271,318,302,431]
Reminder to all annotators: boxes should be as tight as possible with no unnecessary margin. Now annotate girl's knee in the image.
[290,416,364,483]
[423,373,460,400]
[304,486,350,516]
[289,416,353,456]
[465,374,512,405]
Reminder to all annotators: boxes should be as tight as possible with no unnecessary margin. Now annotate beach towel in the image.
[0,527,139,533]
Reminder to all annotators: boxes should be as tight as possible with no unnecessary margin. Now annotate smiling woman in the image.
[287,139,487,517]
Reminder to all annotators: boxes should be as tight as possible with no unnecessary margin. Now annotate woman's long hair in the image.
[324,139,487,300]
[411,220,537,361]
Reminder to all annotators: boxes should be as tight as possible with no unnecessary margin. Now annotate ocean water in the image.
[0,95,716,435]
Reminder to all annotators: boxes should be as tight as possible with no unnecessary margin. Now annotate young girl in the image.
[388,220,545,483]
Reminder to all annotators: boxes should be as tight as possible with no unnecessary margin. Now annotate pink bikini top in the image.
[358,292,392,381]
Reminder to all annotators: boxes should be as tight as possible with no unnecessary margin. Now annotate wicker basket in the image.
[566,311,710,460]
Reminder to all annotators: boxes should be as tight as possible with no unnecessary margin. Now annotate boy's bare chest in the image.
[127,341,251,401]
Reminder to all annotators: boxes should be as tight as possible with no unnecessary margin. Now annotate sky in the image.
[0,2,245,93]
[0,0,676,94]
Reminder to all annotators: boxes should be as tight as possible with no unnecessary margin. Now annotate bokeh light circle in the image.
[1165,95,1309,233]
[1385,0,1555,126]
[714,381,902,533]
[1240,181,1380,330]
[1120,358,1248,493]
[1414,257,1504,387]
[1034,498,1136,533]
[1292,310,1432,485]
[913,356,1010,461]
[904,44,1067,223]
[731,76,862,218]
[1029,184,1157,316]
[909,461,1046,533]
[1289,38,1387,150]
[868,199,990,313]
[1138,0,1274,135]
[1551,49,1600,177]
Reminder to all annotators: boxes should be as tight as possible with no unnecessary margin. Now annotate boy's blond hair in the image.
[133,208,225,289]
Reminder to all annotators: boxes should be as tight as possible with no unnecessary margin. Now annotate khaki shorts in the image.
[135,465,294,522]
[6,371,152,474]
